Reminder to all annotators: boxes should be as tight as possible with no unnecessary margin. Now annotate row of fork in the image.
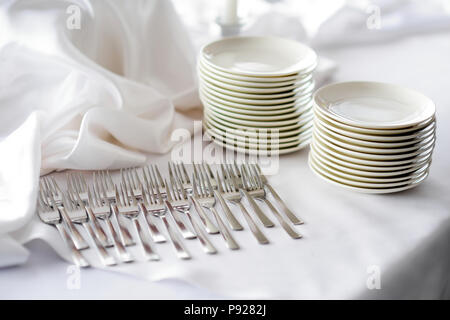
[37,162,303,267]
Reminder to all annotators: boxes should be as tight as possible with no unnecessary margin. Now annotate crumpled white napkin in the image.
[0,0,201,267]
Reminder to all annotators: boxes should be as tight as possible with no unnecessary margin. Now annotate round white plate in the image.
[200,81,314,105]
[198,61,313,88]
[314,104,435,136]
[308,156,429,194]
[200,36,317,77]
[314,81,436,129]
[310,151,430,183]
[314,117,436,148]
[203,97,312,116]
[204,100,311,122]
[309,141,431,175]
[206,106,313,128]
[199,74,313,99]
[200,89,312,111]
[311,133,434,167]
[205,121,313,144]
[205,115,313,138]
[209,135,311,155]
[313,130,435,161]
[314,122,436,155]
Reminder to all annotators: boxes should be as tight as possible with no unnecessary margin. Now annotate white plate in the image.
[314,117,436,147]
[309,141,431,175]
[311,133,434,167]
[205,126,312,149]
[206,106,313,128]
[209,135,311,155]
[314,121,436,155]
[200,36,317,77]
[200,81,314,105]
[203,97,312,116]
[313,130,435,161]
[200,89,312,111]
[314,105,435,136]
[205,115,313,138]
[199,74,313,99]
[308,155,429,194]
[198,61,313,88]
[310,151,430,183]
[204,100,312,122]
[314,81,436,129]
[205,121,313,144]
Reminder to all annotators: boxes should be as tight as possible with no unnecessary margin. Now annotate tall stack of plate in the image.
[309,81,436,193]
[198,36,317,155]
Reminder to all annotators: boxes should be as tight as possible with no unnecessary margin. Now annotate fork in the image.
[40,177,89,250]
[67,173,112,248]
[115,183,160,261]
[166,173,217,254]
[169,161,192,192]
[254,163,304,225]
[226,164,274,228]
[192,168,239,250]
[87,186,134,263]
[93,171,135,247]
[217,168,269,245]
[243,164,302,239]
[37,188,90,267]
[166,163,197,239]
[200,163,243,231]
[141,170,191,259]
[64,189,116,266]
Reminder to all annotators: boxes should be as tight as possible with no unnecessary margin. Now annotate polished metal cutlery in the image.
[37,187,90,267]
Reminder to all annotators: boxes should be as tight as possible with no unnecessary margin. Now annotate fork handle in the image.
[111,205,135,246]
[161,215,191,260]
[211,207,239,250]
[59,208,89,250]
[138,203,166,243]
[214,190,243,231]
[191,196,219,234]
[55,223,90,268]
[263,199,302,239]
[186,211,217,254]
[132,218,159,261]
[82,222,116,266]
[237,202,269,245]
[265,183,303,225]
[86,207,112,247]
[167,207,196,239]
[240,189,274,228]
[105,217,133,263]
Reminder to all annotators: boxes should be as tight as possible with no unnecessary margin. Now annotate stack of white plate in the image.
[198,36,317,155]
[309,81,436,193]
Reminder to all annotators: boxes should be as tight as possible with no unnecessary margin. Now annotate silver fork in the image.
[115,183,160,261]
[201,163,243,231]
[218,167,269,245]
[37,188,90,267]
[40,177,89,250]
[169,161,192,192]
[192,168,239,250]
[254,163,304,225]
[228,164,274,228]
[244,164,302,239]
[142,171,191,260]
[166,163,196,239]
[87,186,134,263]
[94,171,135,247]
[166,174,217,254]
[64,189,116,266]
[67,173,112,248]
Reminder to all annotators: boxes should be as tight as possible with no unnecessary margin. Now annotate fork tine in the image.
[201,165,214,197]
[219,165,230,192]
[154,165,165,188]
[192,173,200,197]
[114,184,122,206]
[174,166,188,200]
[167,163,178,201]
[151,166,164,204]
[164,178,173,202]
[181,162,190,184]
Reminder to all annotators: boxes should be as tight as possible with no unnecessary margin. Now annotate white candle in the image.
[221,0,238,25]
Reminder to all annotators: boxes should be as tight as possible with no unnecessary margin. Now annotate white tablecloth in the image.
[1,10,450,301]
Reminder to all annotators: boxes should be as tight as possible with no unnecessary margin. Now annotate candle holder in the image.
[216,16,246,37]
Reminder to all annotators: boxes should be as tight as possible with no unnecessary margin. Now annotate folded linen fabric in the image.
[0,0,201,267]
